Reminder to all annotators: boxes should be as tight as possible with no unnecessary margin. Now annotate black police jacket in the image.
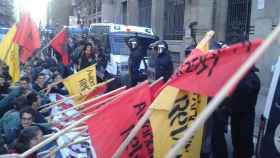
[128,48,143,74]
[229,70,261,113]
[155,51,174,82]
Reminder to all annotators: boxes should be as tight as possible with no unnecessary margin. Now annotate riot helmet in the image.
[154,40,168,54]
[127,37,139,50]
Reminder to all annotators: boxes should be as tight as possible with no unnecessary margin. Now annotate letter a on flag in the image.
[85,82,154,158]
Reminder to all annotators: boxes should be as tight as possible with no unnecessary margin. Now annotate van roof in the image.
[90,23,154,35]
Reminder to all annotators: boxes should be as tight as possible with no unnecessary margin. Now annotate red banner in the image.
[51,28,70,66]
[13,12,41,63]
[81,87,126,114]
[85,82,153,158]
[168,39,262,96]
[85,84,108,100]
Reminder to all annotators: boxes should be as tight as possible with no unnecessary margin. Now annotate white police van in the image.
[89,23,158,85]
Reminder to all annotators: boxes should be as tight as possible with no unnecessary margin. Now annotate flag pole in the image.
[112,31,215,158]
[42,128,88,158]
[49,86,126,117]
[19,114,94,158]
[39,78,115,112]
[79,93,119,113]
[39,64,98,93]
[165,23,280,158]
[112,77,163,158]
[37,27,66,57]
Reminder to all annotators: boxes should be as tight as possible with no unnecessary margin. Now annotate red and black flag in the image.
[13,12,41,64]
[50,28,70,66]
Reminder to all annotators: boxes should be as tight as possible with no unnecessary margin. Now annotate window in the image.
[122,1,128,25]
[164,0,185,40]
[226,0,252,44]
[139,0,152,27]
[97,0,101,12]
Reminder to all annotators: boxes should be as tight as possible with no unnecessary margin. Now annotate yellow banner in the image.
[0,25,20,83]
[149,86,207,157]
[63,64,97,103]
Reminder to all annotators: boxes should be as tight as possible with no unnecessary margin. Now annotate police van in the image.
[89,23,158,85]
[0,27,9,42]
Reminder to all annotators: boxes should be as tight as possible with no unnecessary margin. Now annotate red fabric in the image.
[13,12,41,63]
[168,39,263,96]
[85,84,108,100]
[150,80,164,100]
[50,28,70,66]
[55,94,73,110]
[80,87,126,112]
[85,83,153,158]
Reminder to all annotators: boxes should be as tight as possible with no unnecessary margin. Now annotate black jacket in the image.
[155,51,174,82]
[229,70,261,113]
[128,48,143,75]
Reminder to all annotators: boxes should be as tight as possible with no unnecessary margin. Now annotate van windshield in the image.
[109,32,156,56]
[109,33,131,55]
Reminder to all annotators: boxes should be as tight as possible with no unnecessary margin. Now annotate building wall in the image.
[48,0,73,27]
[0,0,15,27]
[70,0,246,62]
[250,0,280,97]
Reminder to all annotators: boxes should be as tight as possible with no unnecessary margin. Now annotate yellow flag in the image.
[149,86,207,157]
[149,32,213,157]
[63,64,97,103]
[0,25,20,83]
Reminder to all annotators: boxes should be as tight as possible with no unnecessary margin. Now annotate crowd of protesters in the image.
[0,33,112,157]
[0,27,262,158]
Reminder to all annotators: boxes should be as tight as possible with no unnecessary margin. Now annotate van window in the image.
[109,34,130,55]
[90,26,110,34]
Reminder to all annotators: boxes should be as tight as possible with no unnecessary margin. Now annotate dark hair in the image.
[35,73,45,81]
[26,92,38,105]
[12,96,28,111]
[83,43,93,52]
[20,107,35,120]
[14,126,41,153]
[20,77,30,83]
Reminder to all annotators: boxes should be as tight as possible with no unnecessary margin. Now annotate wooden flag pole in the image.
[165,24,280,158]
[19,114,94,158]
[112,108,153,158]
[39,78,115,113]
[43,128,88,158]
[79,93,121,113]
[43,126,88,139]
[39,64,98,93]
[113,31,215,158]
[63,137,89,148]
[112,77,164,158]
[51,86,126,117]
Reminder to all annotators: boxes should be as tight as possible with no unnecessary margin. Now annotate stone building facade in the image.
[47,0,73,27]
[71,0,278,107]
[0,0,15,27]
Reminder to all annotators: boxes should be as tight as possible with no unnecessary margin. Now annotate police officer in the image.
[153,41,174,82]
[229,67,260,158]
[127,37,143,87]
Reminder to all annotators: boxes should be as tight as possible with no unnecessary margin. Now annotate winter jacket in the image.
[155,51,174,82]
[229,70,261,113]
